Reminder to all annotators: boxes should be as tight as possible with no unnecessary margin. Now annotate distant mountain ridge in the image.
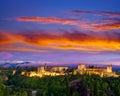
[0,62,120,72]
[0,61,31,68]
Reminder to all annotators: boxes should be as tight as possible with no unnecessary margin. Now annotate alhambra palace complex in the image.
[25,65,68,77]
[20,64,119,77]
[77,64,116,77]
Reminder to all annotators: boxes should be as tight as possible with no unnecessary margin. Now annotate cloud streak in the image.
[16,16,79,26]
[14,16,120,31]
[71,10,120,17]
[0,30,120,52]
[0,45,46,52]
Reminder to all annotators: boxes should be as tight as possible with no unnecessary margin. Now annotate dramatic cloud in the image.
[71,10,120,17]
[82,23,120,31]
[0,30,120,52]
[16,16,79,26]
[0,31,15,44]
[14,16,120,31]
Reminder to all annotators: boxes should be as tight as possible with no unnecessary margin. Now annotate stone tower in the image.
[37,66,45,74]
[107,65,112,73]
[78,64,86,71]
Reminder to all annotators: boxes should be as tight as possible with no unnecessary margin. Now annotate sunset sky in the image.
[0,0,120,66]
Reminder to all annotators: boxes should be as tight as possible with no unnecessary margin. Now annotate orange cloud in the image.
[15,16,120,31]
[91,23,120,30]
[0,30,120,52]
[0,31,15,44]
[16,16,79,25]
[71,10,120,17]
[80,23,120,31]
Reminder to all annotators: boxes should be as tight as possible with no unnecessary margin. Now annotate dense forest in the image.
[0,68,120,96]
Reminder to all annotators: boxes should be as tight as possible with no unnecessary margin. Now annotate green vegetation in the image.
[0,67,120,96]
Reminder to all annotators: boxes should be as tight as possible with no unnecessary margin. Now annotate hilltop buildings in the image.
[19,64,119,77]
[77,64,118,77]
[26,65,68,77]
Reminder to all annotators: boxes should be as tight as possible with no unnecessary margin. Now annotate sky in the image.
[0,0,120,66]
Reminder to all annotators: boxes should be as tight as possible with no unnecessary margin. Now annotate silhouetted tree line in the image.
[0,68,120,96]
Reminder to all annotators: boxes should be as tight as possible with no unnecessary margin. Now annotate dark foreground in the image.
[0,68,120,96]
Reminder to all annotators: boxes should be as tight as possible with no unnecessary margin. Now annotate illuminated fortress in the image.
[20,64,119,77]
[27,65,68,77]
[77,64,117,77]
